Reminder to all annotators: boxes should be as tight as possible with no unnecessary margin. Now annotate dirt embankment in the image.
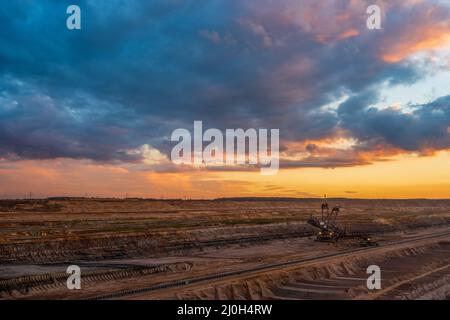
[163,241,450,300]
[1,199,449,264]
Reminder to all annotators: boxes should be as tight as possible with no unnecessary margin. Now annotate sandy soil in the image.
[0,198,449,300]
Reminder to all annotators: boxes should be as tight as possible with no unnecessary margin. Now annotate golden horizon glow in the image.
[1,151,449,199]
[214,151,450,199]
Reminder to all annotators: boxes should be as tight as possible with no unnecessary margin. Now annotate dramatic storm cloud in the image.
[1,0,450,169]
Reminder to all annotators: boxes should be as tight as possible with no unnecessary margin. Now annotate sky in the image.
[0,0,450,199]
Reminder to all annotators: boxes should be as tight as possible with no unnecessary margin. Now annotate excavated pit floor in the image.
[1,199,449,300]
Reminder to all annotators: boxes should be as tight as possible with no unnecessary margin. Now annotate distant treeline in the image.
[213,197,348,202]
[0,196,448,203]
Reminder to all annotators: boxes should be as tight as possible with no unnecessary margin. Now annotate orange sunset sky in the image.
[0,0,449,199]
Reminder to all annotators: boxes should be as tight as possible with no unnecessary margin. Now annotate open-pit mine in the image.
[1,198,449,300]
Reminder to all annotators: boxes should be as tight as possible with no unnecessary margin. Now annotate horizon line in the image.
[1,196,450,201]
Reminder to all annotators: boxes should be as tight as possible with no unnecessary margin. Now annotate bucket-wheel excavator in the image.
[307,196,378,246]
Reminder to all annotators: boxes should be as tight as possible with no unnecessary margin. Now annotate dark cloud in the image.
[339,93,450,152]
[0,0,449,167]
[280,157,371,169]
